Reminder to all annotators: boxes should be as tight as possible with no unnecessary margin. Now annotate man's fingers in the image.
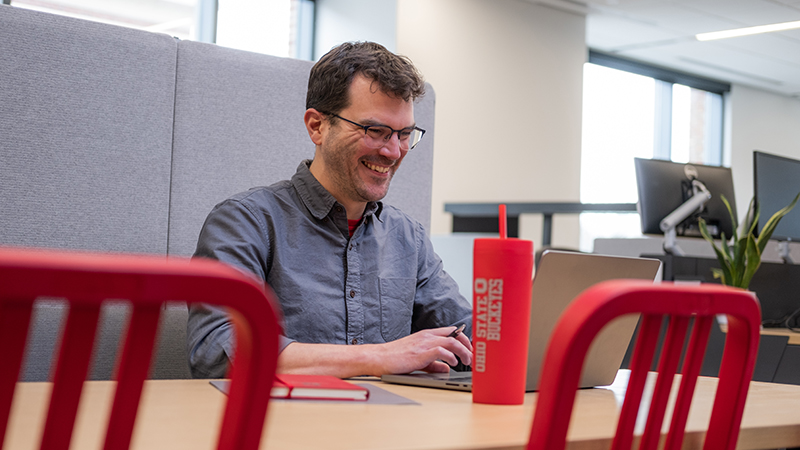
[455,332,473,352]
[453,343,472,366]
[446,334,473,366]
[381,327,474,375]
[434,347,460,366]
[425,360,452,373]
[436,335,472,367]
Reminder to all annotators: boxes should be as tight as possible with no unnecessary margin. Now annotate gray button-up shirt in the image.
[187,160,472,378]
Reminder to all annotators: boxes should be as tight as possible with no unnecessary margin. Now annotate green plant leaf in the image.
[757,192,800,254]
[701,192,800,288]
[731,235,747,287]
[721,232,734,262]
[699,218,734,285]
[747,203,761,238]
[721,195,739,243]
[710,267,726,285]
[698,217,716,248]
[739,197,757,237]
[741,234,762,290]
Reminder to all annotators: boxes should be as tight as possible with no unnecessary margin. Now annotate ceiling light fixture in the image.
[696,20,800,41]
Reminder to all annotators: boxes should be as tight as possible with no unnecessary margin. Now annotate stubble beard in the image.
[322,138,397,204]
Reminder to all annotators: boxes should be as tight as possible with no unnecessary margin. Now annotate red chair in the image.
[0,247,282,450]
[528,280,761,450]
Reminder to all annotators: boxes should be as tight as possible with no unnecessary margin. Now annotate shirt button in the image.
[336,206,343,213]
[351,338,358,345]
[349,290,355,298]
[349,244,353,251]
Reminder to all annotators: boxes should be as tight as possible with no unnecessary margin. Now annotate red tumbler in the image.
[471,231,534,405]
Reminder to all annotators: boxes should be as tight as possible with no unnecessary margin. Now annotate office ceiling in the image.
[535,0,800,97]
[13,0,800,97]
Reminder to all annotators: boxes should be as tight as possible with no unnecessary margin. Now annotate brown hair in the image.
[306,41,425,114]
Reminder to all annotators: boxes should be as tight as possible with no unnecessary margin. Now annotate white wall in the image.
[396,0,587,249]
[729,84,800,219]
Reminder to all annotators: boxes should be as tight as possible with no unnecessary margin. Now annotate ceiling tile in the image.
[585,0,800,96]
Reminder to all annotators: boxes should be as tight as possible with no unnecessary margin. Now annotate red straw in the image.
[499,204,507,239]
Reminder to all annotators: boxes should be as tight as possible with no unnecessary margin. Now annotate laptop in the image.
[381,250,662,392]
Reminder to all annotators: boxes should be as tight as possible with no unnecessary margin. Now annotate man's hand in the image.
[277,326,473,378]
[376,326,473,374]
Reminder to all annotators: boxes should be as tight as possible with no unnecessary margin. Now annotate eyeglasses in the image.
[324,112,426,150]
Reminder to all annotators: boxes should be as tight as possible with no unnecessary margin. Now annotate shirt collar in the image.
[292,160,382,221]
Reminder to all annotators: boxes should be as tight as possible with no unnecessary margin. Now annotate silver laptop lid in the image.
[381,251,661,392]
[525,250,662,391]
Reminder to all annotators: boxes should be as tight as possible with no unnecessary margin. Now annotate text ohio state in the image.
[473,278,503,372]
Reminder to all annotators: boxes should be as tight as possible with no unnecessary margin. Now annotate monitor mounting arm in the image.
[778,240,795,264]
[660,180,712,256]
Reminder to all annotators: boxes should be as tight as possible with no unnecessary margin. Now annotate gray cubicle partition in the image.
[0,5,439,381]
[380,85,436,233]
[168,41,316,257]
[0,5,176,254]
[0,6,190,381]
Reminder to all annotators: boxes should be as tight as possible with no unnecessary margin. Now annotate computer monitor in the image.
[754,151,800,242]
[634,157,737,239]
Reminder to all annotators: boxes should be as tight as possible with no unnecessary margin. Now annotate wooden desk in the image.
[762,327,800,345]
[6,372,800,450]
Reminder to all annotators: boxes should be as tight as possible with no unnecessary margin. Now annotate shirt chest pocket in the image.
[379,277,416,342]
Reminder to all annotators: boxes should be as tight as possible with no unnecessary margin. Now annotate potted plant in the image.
[698,192,800,290]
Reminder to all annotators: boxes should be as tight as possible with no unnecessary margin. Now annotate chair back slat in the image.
[41,303,101,450]
[0,300,34,448]
[612,313,661,450]
[218,310,277,450]
[104,303,162,450]
[664,315,713,450]
[640,316,690,450]
[529,280,761,450]
[705,314,760,450]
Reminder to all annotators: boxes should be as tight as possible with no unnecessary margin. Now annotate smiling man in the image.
[187,42,473,379]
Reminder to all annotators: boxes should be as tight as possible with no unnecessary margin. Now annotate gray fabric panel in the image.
[21,301,191,381]
[89,303,129,380]
[382,83,435,231]
[168,41,316,256]
[88,303,191,380]
[20,300,65,382]
[0,6,176,253]
[150,303,192,379]
[19,300,126,382]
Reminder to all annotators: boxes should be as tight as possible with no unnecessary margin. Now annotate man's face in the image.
[316,75,414,206]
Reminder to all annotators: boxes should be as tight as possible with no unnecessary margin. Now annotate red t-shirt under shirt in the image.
[347,218,361,237]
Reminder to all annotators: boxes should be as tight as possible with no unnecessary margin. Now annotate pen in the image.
[447,324,466,338]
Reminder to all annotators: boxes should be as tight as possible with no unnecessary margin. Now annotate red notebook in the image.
[272,374,369,401]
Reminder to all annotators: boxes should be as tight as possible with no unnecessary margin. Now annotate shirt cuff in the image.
[279,335,296,353]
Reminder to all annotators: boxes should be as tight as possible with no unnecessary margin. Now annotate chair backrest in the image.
[0,247,281,450]
[528,280,761,450]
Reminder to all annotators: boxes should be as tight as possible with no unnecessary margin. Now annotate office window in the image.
[8,0,315,58]
[579,52,729,252]
[10,0,199,40]
[217,0,314,58]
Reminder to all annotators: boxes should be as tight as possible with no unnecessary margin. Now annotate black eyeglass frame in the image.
[322,112,426,150]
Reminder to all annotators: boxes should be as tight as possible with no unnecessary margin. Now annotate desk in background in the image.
[6,372,800,450]
[445,202,637,246]
[648,253,800,386]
